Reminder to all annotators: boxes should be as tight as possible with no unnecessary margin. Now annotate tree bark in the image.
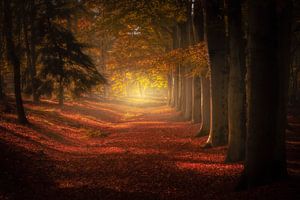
[241,0,292,188]
[176,64,182,111]
[226,0,247,162]
[30,4,39,103]
[184,69,193,120]
[173,65,179,108]
[3,0,28,124]
[192,75,201,123]
[204,0,229,147]
[179,22,188,114]
[197,76,210,136]
[175,25,182,111]
[171,26,180,108]
[167,72,172,105]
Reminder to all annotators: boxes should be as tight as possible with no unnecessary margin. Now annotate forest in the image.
[0,0,299,199]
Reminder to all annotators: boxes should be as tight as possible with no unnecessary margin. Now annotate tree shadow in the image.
[0,140,55,200]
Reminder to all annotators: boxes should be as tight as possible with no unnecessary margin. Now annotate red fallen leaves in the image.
[0,98,299,200]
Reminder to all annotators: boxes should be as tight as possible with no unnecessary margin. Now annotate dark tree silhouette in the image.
[3,0,28,124]
[241,0,293,188]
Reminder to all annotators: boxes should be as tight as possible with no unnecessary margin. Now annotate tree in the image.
[3,0,28,124]
[35,0,106,105]
[197,75,210,136]
[22,0,39,103]
[241,0,292,188]
[226,0,246,162]
[203,0,229,147]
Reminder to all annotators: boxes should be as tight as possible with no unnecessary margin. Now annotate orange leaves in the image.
[158,42,209,75]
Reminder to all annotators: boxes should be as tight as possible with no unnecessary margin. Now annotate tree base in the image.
[201,142,212,149]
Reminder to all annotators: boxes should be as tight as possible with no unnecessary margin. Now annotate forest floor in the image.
[0,97,299,200]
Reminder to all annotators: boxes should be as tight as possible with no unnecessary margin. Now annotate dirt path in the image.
[0,98,299,200]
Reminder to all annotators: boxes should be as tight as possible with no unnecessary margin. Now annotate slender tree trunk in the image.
[171,26,179,108]
[175,25,182,111]
[179,22,188,113]
[173,68,179,108]
[184,1,194,121]
[192,75,201,123]
[167,72,172,105]
[197,76,210,136]
[30,8,38,103]
[241,0,292,188]
[184,70,193,120]
[191,0,204,124]
[3,0,28,124]
[177,64,183,111]
[204,0,229,147]
[172,65,179,108]
[24,0,38,103]
[180,65,187,115]
[58,75,64,106]
[170,66,175,106]
[226,0,247,162]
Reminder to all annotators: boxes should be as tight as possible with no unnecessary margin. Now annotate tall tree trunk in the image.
[180,67,187,113]
[226,0,247,162]
[184,70,193,120]
[241,0,292,188]
[197,76,210,136]
[179,22,188,113]
[167,72,172,105]
[173,65,179,108]
[192,75,201,123]
[176,65,182,111]
[175,25,182,111]
[58,75,64,106]
[3,0,28,124]
[171,26,179,108]
[24,0,38,103]
[191,0,204,124]
[204,0,229,147]
[170,66,175,106]
[30,5,38,103]
[184,0,193,121]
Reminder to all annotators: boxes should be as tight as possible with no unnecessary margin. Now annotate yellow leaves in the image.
[158,42,209,72]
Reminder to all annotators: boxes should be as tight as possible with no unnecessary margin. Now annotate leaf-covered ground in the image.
[0,97,299,200]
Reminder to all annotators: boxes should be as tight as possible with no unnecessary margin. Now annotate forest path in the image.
[0,97,299,200]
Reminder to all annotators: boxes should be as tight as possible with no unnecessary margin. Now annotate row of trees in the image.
[79,0,299,188]
[164,0,295,188]
[0,0,106,124]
